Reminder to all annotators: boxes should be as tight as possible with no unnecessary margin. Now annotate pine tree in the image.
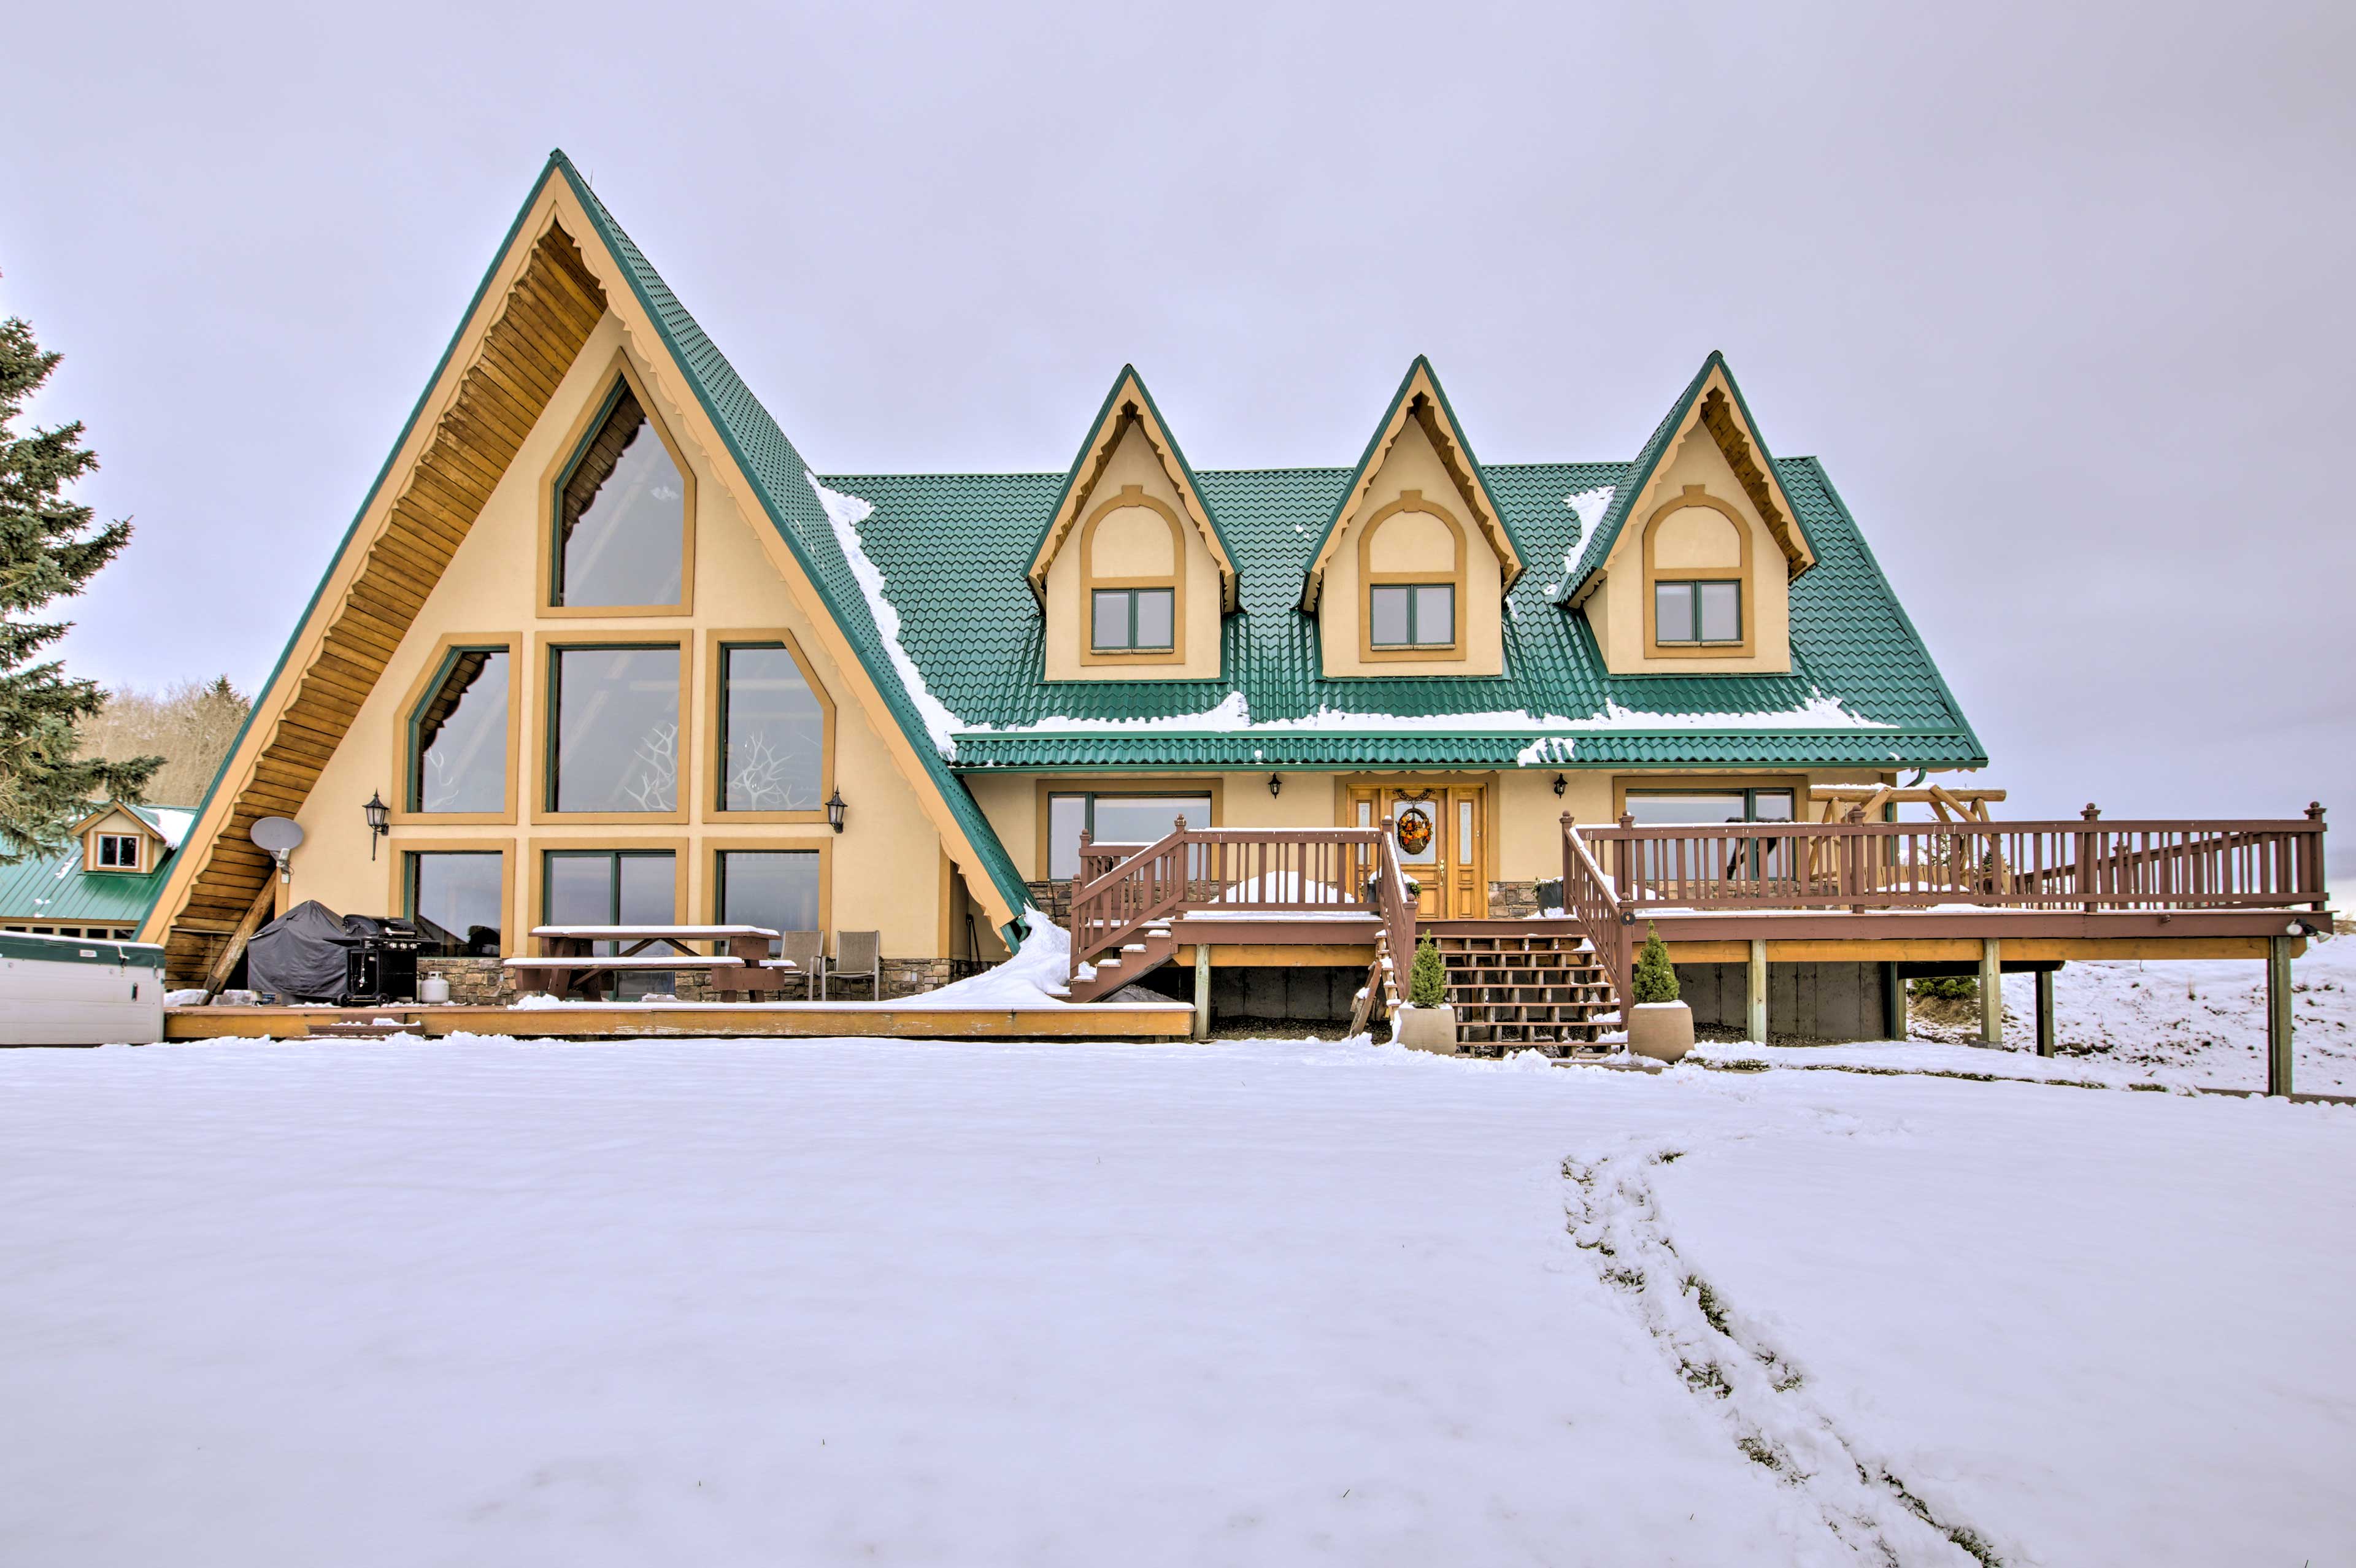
[0,307,157,862]
[1631,921,1680,1004]
[1409,934,1449,1008]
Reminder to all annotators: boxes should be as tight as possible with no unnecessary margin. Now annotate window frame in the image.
[529,843,688,940]
[396,845,514,959]
[1039,785,1218,881]
[1088,587,1177,653]
[1366,582,1458,650]
[533,636,692,825]
[703,629,837,823]
[707,840,833,956]
[1357,494,1468,664]
[1650,578,1744,647]
[536,350,698,620]
[1077,484,1187,667]
[1639,488,1757,659]
[1616,777,1804,883]
[393,633,523,825]
[93,832,142,870]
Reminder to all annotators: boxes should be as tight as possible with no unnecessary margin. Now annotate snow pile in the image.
[805,472,963,758]
[908,909,1076,1005]
[1546,485,1619,594]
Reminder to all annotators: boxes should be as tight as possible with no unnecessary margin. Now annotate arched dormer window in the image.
[1357,492,1466,662]
[1080,485,1187,665]
[1642,487,1753,658]
[544,357,695,614]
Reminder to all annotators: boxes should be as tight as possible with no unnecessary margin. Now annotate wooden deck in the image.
[166,1001,1195,1042]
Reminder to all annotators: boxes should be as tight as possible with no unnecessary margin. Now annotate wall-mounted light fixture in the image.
[826,788,848,834]
[363,790,390,860]
[1267,773,1282,798]
[1552,774,1568,798]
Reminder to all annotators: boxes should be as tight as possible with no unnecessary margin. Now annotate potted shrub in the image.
[1363,871,1423,907]
[1625,922,1693,1063]
[1393,934,1457,1053]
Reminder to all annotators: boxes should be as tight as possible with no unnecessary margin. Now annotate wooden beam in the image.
[1746,937,1768,1043]
[1193,943,1212,1042]
[1979,937,2003,1044]
[199,879,280,1001]
[165,1002,1199,1041]
[2268,936,2295,1096]
[2035,969,2056,1058]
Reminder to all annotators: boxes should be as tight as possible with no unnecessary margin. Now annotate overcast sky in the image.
[5,1,2350,868]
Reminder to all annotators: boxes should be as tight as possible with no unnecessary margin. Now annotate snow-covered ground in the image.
[1696,930,2356,1096]
[2,1037,2350,1566]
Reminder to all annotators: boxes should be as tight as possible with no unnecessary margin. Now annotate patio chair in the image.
[771,930,824,999]
[831,929,882,1000]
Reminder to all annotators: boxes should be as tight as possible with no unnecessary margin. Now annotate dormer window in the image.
[1653,579,1741,645]
[95,834,141,870]
[1091,586,1174,652]
[1369,583,1455,649]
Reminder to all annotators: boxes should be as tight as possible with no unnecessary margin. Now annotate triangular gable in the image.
[1555,352,1812,607]
[1028,366,1236,611]
[144,152,1037,964]
[1301,356,1520,611]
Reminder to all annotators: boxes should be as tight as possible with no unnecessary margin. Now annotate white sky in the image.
[4,1,2350,872]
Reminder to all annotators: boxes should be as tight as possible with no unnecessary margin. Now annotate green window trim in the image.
[1090,587,1175,651]
[549,374,688,610]
[406,644,510,813]
[1653,578,1743,645]
[1368,582,1456,648]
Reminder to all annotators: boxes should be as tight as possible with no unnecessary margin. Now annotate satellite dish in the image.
[250,817,305,884]
[249,818,306,855]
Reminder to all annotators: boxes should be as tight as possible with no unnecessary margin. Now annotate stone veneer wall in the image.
[418,955,956,1005]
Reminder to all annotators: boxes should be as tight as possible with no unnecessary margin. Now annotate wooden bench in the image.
[507,924,788,1000]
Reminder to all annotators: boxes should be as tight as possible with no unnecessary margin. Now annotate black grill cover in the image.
[244,901,410,1002]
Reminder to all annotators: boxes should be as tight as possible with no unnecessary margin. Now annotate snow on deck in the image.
[1,1039,2350,1565]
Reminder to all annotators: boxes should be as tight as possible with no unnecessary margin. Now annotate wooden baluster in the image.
[2079,804,2100,913]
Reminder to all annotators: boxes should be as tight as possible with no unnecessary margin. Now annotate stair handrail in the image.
[1069,819,1198,983]
[1560,814,1632,1007]
[1371,829,1419,1011]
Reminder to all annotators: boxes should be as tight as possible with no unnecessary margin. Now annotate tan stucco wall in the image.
[968,766,1889,888]
[1043,422,1222,682]
[1584,417,1793,674]
[1319,418,1505,677]
[285,313,950,959]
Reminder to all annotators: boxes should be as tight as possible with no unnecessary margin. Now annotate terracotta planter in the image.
[1393,1003,1458,1054]
[1627,1001,1693,1063]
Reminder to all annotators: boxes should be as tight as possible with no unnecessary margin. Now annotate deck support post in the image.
[2034,968,2055,1058]
[1746,938,1768,1044]
[2266,936,2294,1097]
[1881,961,1904,1041]
[1192,942,1212,1042]
[1979,938,2003,1044]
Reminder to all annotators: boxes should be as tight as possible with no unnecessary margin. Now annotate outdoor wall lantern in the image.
[826,788,848,834]
[1267,773,1282,798]
[1552,774,1568,797]
[362,790,390,859]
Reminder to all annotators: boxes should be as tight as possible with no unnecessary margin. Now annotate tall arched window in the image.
[549,368,692,610]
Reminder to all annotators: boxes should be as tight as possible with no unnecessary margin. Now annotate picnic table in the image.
[505,924,790,1000]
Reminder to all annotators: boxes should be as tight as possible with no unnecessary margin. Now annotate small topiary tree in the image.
[1630,921,1680,1004]
[1408,934,1449,1008]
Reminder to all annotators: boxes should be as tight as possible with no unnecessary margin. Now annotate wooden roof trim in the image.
[1301,363,1518,611]
[1028,371,1236,610]
[141,186,609,966]
[1696,379,1812,575]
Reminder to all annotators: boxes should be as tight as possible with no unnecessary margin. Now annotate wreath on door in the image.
[1395,804,1434,856]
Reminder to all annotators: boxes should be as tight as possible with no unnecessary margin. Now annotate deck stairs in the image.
[1434,930,1620,1053]
[1066,921,1179,1004]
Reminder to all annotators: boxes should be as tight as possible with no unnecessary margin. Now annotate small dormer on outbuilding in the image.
[1555,353,1814,675]
[74,803,176,875]
[1028,367,1236,683]
[1300,357,1522,678]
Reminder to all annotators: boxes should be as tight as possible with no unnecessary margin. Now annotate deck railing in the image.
[1563,807,2328,917]
[1069,824,1414,994]
[1558,820,1633,1004]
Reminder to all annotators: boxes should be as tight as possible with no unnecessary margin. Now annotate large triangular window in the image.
[551,376,690,609]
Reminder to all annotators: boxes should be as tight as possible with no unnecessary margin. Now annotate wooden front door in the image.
[1347,782,1490,919]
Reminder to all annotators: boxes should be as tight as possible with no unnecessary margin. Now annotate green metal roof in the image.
[0,845,173,928]
[824,451,1982,772]
[550,154,1037,928]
